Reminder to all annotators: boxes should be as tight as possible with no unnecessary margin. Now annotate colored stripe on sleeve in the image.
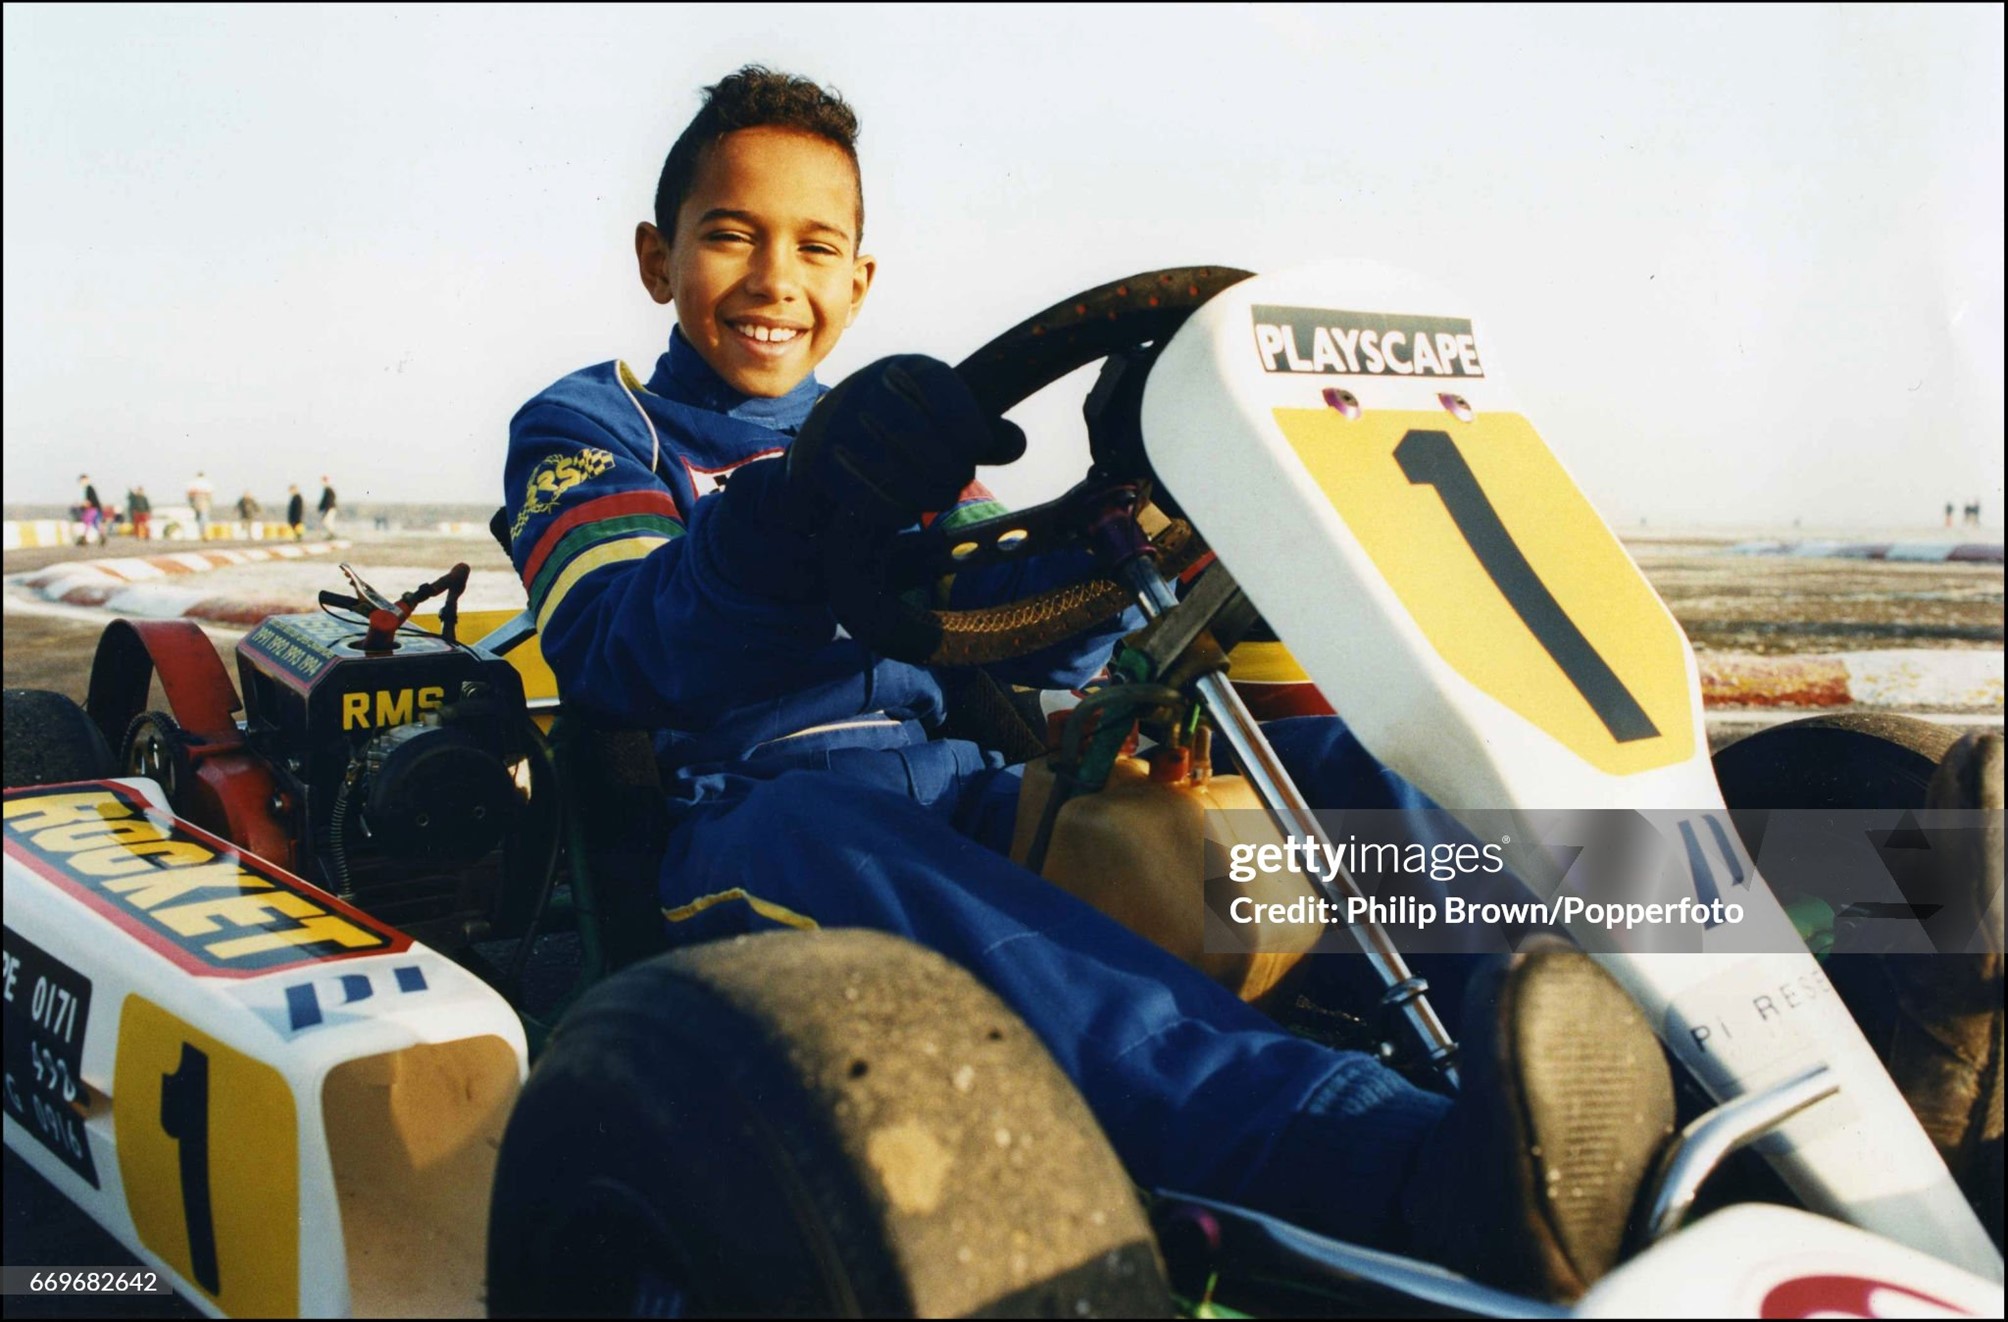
[534,536,671,632]
[934,499,1009,533]
[920,480,1002,531]
[521,488,682,583]
[527,512,684,612]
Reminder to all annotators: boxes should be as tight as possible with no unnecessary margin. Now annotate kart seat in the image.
[479,509,671,971]
[551,719,674,973]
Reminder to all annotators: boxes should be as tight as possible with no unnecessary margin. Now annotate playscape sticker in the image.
[1250,304,1484,378]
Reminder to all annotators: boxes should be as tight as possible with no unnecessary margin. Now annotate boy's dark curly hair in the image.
[654,65,863,244]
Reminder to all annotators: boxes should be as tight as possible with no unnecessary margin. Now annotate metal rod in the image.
[1156,1193,1566,1319]
[1121,558,1460,1086]
[1642,1064,1838,1243]
[472,609,538,656]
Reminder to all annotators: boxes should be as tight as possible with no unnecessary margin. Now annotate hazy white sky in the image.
[4,3,2002,527]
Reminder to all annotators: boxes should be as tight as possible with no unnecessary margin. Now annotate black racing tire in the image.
[486,929,1168,1318]
[1697,714,1979,1219]
[1712,711,1961,812]
[2,688,117,788]
[1711,711,1962,926]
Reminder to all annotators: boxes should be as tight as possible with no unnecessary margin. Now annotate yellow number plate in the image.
[115,995,299,1317]
[1273,407,1694,775]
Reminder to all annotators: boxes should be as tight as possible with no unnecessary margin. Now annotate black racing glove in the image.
[702,455,826,604]
[785,355,1027,535]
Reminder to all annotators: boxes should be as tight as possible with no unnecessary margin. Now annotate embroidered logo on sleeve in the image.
[512,447,616,539]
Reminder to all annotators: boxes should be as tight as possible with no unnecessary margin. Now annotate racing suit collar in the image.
[650,325,825,434]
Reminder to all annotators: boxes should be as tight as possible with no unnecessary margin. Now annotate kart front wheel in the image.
[485,928,1168,1318]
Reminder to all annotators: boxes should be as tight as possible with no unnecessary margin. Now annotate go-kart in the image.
[4,262,2003,1318]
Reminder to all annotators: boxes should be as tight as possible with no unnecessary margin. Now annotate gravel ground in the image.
[8,529,2004,698]
[1631,550,2004,654]
[4,534,513,705]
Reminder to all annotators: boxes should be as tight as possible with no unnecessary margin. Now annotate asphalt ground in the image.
[2,529,2003,1315]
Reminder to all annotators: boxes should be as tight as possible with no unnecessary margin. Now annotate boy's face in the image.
[637,126,874,398]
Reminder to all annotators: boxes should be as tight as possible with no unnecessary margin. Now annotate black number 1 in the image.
[160,1043,220,1294]
[1395,429,1661,743]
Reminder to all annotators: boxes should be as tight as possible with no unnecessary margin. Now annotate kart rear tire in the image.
[485,929,1168,1318]
[2,688,116,789]
[1712,711,1961,811]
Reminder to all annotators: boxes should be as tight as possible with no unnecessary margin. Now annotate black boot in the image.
[1407,938,1674,1300]
[1832,730,2004,1246]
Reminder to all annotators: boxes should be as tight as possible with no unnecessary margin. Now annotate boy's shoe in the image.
[1833,730,2004,1245]
[1410,938,1674,1300]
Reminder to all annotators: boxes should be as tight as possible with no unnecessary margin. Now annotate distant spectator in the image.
[286,484,306,539]
[76,474,105,546]
[318,476,339,537]
[1946,500,1956,528]
[236,490,261,538]
[187,471,215,538]
[129,486,153,540]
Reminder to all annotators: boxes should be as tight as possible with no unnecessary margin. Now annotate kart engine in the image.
[227,599,542,949]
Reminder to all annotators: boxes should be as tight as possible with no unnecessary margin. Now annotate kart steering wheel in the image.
[822,265,1254,666]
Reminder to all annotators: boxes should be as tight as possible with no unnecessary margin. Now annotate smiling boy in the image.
[638,122,871,398]
[501,65,1677,1299]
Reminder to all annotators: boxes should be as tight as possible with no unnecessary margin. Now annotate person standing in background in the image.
[317,476,339,537]
[236,490,261,538]
[76,474,104,545]
[129,485,153,540]
[286,484,306,539]
[186,470,215,538]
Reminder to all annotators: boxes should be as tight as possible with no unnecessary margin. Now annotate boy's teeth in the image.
[735,323,799,344]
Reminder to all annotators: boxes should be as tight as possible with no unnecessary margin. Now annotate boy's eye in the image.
[704,230,753,245]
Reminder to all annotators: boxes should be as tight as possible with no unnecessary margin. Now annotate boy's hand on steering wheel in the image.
[786,355,1026,536]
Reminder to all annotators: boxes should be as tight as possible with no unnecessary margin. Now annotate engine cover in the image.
[233,611,531,926]
[361,723,515,861]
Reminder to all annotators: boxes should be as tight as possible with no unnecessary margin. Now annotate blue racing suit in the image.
[505,328,1458,1249]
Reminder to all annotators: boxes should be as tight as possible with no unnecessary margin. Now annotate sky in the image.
[3,3,2002,529]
